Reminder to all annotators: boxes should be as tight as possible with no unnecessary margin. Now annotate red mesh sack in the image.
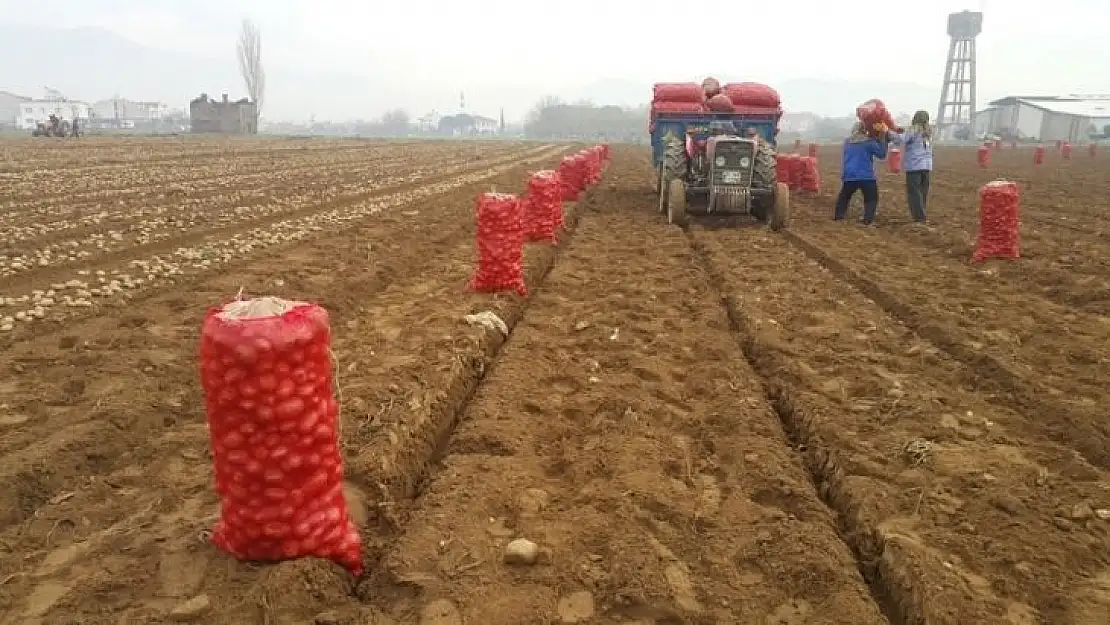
[653,82,704,103]
[706,94,734,113]
[799,156,820,193]
[1062,143,1073,160]
[199,298,362,575]
[723,82,781,108]
[470,193,526,296]
[855,99,896,130]
[525,171,560,243]
[977,145,990,168]
[1033,146,1045,165]
[888,148,902,173]
[972,181,1020,263]
[557,155,586,201]
[775,153,796,188]
[651,101,706,115]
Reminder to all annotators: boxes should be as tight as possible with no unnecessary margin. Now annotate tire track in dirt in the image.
[781,228,1110,470]
[0,148,577,624]
[350,150,890,625]
[686,226,1110,625]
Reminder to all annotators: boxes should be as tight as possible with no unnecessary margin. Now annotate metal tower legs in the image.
[937,37,977,138]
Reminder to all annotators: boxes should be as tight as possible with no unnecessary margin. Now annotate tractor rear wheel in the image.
[768,182,791,231]
[666,179,688,226]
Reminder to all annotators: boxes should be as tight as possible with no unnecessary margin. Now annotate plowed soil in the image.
[1,138,1108,625]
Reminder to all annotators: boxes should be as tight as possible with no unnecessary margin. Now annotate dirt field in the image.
[0,137,1107,625]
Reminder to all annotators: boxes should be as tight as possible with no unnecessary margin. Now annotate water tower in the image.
[936,10,982,138]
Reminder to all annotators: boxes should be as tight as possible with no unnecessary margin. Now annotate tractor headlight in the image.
[739,156,751,168]
[715,156,726,167]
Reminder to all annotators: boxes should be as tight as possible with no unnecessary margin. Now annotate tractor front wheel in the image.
[666,179,688,226]
[768,182,791,231]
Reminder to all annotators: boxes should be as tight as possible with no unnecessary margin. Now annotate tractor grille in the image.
[711,141,755,185]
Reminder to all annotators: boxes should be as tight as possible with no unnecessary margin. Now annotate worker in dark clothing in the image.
[71,117,80,138]
[834,121,891,226]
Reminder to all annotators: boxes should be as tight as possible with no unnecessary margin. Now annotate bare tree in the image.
[237,19,265,124]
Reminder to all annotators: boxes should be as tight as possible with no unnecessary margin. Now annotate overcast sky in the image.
[2,0,1109,121]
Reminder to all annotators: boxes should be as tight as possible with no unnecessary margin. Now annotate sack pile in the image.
[524,171,560,243]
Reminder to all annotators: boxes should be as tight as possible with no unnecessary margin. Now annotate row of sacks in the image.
[651,80,782,115]
[197,145,610,579]
[469,145,610,296]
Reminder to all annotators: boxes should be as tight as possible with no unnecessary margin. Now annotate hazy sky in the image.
[3,0,1109,121]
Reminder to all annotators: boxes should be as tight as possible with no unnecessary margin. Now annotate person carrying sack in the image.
[834,121,891,226]
[890,110,934,223]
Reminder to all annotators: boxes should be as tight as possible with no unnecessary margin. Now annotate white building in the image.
[17,99,91,130]
[0,90,31,127]
[472,114,498,134]
[416,110,441,132]
[90,98,170,126]
[978,96,1110,142]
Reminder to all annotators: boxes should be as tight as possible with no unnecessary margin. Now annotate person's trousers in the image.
[834,180,879,223]
[905,170,931,222]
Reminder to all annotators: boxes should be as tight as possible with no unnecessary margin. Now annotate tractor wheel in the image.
[768,182,791,232]
[666,179,688,226]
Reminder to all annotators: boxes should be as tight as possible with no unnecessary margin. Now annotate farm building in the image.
[16,98,91,130]
[189,93,257,134]
[90,98,171,128]
[975,96,1110,142]
[0,90,32,128]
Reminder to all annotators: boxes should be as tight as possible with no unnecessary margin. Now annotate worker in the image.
[889,110,933,223]
[833,121,891,226]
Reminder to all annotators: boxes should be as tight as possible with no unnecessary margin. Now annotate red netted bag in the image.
[557,155,587,202]
[723,82,781,108]
[653,82,704,103]
[977,145,990,168]
[973,181,1020,263]
[855,98,896,130]
[706,94,735,112]
[1033,146,1045,165]
[775,153,795,188]
[199,298,362,575]
[1062,143,1073,160]
[525,170,560,243]
[888,148,902,173]
[651,101,706,115]
[469,193,526,296]
[799,156,820,193]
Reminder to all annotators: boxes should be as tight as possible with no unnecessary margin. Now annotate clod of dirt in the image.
[503,538,540,565]
[557,591,596,623]
[1069,502,1095,520]
[168,594,211,621]
[343,482,370,527]
[516,488,550,514]
[1095,508,1110,520]
[989,494,1024,515]
[573,320,590,331]
[464,311,508,337]
[419,599,462,625]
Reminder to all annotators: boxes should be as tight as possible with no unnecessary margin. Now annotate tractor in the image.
[651,104,789,230]
[31,114,71,137]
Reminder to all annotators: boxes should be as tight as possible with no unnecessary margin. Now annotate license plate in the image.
[720,170,744,184]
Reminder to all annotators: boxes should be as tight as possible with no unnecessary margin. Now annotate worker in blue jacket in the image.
[834,121,891,226]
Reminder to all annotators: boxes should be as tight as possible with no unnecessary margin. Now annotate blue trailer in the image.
[652,108,789,230]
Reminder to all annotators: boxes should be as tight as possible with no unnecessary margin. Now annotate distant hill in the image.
[572,77,939,117]
[0,23,411,121]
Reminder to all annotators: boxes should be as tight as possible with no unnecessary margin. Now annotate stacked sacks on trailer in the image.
[651,83,706,116]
